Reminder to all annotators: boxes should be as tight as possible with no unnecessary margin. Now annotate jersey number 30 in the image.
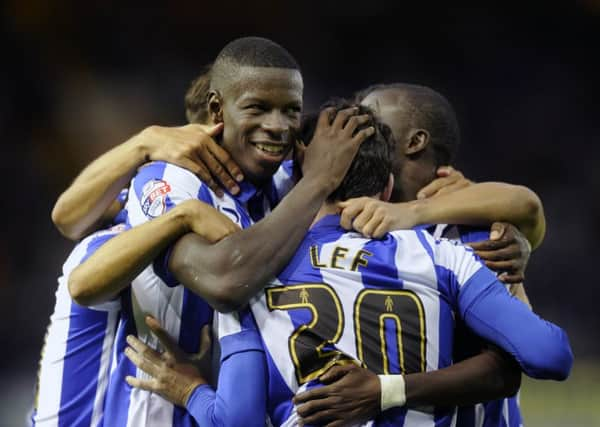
[266,284,426,384]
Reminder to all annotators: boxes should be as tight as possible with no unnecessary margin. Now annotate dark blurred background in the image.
[1,1,598,425]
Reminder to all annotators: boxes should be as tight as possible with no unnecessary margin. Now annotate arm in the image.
[458,270,572,380]
[68,200,238,306]
[293,347,520,425]
[170,108,374,313]
[125,316,267,427]
[340,182,546,249]
[52,123,242,240]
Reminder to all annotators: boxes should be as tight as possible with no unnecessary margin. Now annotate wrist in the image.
[183,380,206,408]
[378,374,406,410]
[300,175,333,199]
[171,201,202,233]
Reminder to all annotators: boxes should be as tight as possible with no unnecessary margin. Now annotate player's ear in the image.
[381,173,394,202]
[207,90,224,124]
[405,129,430,155]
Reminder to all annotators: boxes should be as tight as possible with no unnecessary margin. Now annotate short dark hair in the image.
[355,83,460,166]
[185,62,212,124]
[210,37,300,93]
[300,100,395,202]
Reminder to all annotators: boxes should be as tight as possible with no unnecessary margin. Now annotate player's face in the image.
[220,67,303,185]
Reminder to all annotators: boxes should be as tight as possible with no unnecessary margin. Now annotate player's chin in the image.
[244,159,282,183]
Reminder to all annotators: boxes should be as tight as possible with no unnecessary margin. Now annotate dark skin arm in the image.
[170,108,374,313]
[294,349,520,427]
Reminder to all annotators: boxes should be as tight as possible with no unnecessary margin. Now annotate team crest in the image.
[141,180,172,218]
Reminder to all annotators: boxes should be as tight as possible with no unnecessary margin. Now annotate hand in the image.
[416,166,472,199]
[124,316,212,407]
[338,197,419,238]
[137,123,243,197]
[179,200,240,243]
[302,107,374,193]
[468,222,531,284]
[293,363,381,427]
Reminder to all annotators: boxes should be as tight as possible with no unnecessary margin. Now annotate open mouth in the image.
[251,142,287,156]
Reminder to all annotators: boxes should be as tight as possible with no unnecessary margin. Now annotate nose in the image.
[261,110,289,137]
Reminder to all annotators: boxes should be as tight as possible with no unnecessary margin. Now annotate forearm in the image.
[404,348,520,407]
[171,177,329,312]
[52,137,148,240]
[460,271,573,380]
[411,182,546,249]
[186,333,267,427]
[69,206,190,306]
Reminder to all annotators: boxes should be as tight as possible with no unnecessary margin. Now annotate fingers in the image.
[468,238,512,251]
[317,107,336,128]
[483,259,517,271]
[331,107,359,130]
[475,245,522,261]
[417,168,468,199]
[351,203,378,234]
[319,364,354,384]
[298,402,339,424]
[145,316,182,358]
[499,273,525,284]
[352,126,375,144]
[297,396,339,418]
[416,176,452,199]
[209,143,244,184]
[206,122,224,136]
[198,324,212,356]
[436,165,455,177]
[343,114,371,136]
[339,198,367,230]
[198,150,240,196]
[193,161,222,197]
[294,385,329,404]
[125,375,158,393]
[489,222,508,241]
[125,342,160,377]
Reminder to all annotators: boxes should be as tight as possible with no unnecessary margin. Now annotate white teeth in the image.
[255,143,284,154]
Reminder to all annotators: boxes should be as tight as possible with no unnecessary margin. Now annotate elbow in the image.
[513,185,546,248]
[171,255,247,313]
[520,327,574,381]
[51,201,82,241]
[68,268,96,307]
[204,275,248,313]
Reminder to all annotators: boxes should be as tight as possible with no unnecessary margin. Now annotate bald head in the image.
[357,83,460,166]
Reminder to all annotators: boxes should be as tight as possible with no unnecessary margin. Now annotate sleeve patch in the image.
[141,179,172,218]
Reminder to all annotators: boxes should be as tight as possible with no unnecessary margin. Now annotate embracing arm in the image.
[169,108,372,313]
[171,177,331,313]
[52,123,242,240]
[293,347,520,425]
[341,182,545,249]
[411,182,545,249]
[69,200,238,306]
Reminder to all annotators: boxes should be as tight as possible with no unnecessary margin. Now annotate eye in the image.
[285,105,302,115]
[245,104,266,113]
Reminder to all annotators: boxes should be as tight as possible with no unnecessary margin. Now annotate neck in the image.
[394,159,437,202]
[311,202,340,228]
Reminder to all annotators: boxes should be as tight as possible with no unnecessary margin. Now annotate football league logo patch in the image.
[141,179,172,218]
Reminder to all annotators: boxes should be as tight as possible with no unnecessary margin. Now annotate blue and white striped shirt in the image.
[103,160,294,427]
[32,224,127,427]
[247,215,571,427]
[430,224,524,427]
